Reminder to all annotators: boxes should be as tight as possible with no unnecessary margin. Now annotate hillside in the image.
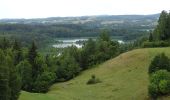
[19,47,170,100]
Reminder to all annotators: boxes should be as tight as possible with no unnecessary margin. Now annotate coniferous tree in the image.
[2,37,10,50]
[0,49,10,100]
[167,12,170,38]
[7,55,21,100]
[153,10,169,40]
[13,40,20,51]
[0,49,21,100]
[158,11,168,40]
[80,38,96,69]
[17,60,32,91]
[99,30,110,42]
[28,41,38,80]
[28,41,37,66]
[149,32,153,42]
[57,53,80,80]
[13,40,23,65]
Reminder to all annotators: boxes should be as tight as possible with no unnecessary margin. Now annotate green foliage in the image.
[95,40,119,63]
[28,41,37,67]
[0,37,11,50]
[148,82,159,98]
[79,31,120,70]
[80,38,96,69]
[87,75,101,85]
[0,49,10,100]
[148,70,170,98]
[17,60,33,91]
[148,53,170,74]
[99,30,111,41]
[7,55,22,100]
[33,72,56,93]
[149,32,153,42]
[0,39,58,93]
[142,41,170,48]
[159,80,170,94]
[56,52,80,81]
[13,40,23,65]
[0,49,21,100]
[153,10,170,41]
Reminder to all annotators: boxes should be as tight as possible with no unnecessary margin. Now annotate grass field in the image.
[19,47,170,100]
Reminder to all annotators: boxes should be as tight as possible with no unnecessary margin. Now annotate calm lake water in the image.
[52,38,124,48]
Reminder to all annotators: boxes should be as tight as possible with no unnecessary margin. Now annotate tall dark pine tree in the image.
[28,41,38,80]
[167,12,170,38]
[28,41,37,65]
[0,49,21,100]
[1,37,10,50]
[99,30,110,42]
[0,50,10,100]
[13,40,20,51]
[149,32,153,42]
[80,38,96,69]
[17,60,32,91]
[13,40,23,65]
[156,10,168,40]
[7,55,21,100]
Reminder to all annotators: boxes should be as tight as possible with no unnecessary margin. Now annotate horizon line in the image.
[0,13,160,20]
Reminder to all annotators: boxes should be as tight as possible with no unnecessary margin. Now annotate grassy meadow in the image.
[19,47,170,100]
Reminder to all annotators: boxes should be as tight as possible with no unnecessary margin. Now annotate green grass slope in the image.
[19,47,170,100]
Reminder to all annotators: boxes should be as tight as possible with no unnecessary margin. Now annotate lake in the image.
[52,38,124,48]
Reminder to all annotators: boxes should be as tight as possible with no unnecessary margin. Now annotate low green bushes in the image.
[87,75,101,85]
[148,70,170,98]
[148,53,170,74]
[148,53,170,99]
[142,41,170,48]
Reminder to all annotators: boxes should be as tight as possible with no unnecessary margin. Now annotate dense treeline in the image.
[0,38,21,100]
[0,30,123,100]
[152,10,170,41]
[127,10,170,48]
[0,38,56,95]
[0,23,148,48]
[141,10,170,48]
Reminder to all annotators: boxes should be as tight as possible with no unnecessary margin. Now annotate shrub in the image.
[148,53,170,74]
[142,41,170,48]
[148,83,159,98]
[33,72,56,93]
[159,80,170,94]
[87,75,101,85]
[148,70,170,98]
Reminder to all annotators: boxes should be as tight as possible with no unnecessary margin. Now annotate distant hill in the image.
[19,47,170,100]
[0,14,159,25]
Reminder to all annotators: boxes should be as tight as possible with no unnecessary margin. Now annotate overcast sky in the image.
[0,0,170,19]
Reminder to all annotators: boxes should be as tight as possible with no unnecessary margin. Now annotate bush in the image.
[87,75,101,85]
[33,72,56,93]
[159,80,170,94]
[148,70,170,98]
[142,41,170,48]
[148,83,159,98]
[148,53,170,74]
